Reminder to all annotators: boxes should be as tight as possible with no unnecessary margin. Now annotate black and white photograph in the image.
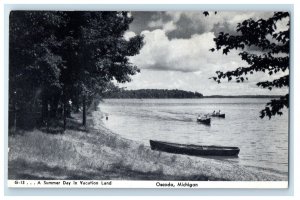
[8,10,290,188]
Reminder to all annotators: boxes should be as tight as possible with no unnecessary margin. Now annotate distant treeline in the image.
[103,89,203,99]
[103,88,283,99]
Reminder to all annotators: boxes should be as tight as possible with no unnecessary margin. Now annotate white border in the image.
[1,0,299,198]
[7,180,288,189]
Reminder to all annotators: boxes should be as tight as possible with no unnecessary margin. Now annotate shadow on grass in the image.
[10,112,90,135]
[9,158,224,181]
[8,159,103,180]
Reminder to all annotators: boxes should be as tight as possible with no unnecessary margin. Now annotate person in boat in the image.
[213,110,215,114]
[218,110,221,114]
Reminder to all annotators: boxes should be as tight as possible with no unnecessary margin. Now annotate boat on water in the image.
[197,116,211,125]
[211,113,225,118]
[149,140,240,157]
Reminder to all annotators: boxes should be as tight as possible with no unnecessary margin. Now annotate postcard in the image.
[8,10,290,188]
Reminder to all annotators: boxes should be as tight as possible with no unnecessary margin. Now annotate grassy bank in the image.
[8,111,287,181]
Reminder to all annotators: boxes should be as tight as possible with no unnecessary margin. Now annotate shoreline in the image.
[8,109,287,181]
[91,109,288,181]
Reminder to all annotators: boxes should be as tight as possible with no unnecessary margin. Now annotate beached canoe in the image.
[149,140,240,156]
[211,113,225,118]
[197,117,211,125]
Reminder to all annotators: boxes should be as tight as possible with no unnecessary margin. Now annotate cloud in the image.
[130,28,249,74]
[129,11,169,35]
[148,18,164,28]
[130,29,218,73]
[162,21,177,32]
[124,11,289,95]
[274,16,290,33]
[148,18,177,33]
[143,11,275,39]
[123,31,136,41]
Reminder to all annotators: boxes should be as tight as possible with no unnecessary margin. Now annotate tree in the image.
[59,12,143,126]
[209,12,289,119]
[9,11,144,131]
[9,11,66,129]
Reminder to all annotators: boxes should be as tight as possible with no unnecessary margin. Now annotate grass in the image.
[8,111,287,181]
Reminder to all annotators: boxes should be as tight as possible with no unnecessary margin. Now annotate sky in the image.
[120,11,289,96]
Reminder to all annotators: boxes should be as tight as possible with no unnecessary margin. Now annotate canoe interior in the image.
[150,140,240,157]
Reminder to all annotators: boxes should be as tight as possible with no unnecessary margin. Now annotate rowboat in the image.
[197,116,211,125]
[211,113,225,118]
[149,140,240,157]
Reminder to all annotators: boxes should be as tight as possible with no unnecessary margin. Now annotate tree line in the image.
[103,89,203,99]
[9,11,143,131]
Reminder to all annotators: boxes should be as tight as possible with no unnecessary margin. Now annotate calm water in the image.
[99,98,289,175]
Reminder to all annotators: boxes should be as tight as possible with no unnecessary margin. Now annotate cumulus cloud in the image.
[131,11,284,39]
[151,11,274,38]
[148,19,177,33]
[162,21,177,32]
[123,31,136,41]
[130,30,213,72]
[129,28,247,73]
[124,11,289,95]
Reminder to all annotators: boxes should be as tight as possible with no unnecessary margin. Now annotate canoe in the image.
[197,117,211,125]
[211,113,225,118]
[150,140,240,157]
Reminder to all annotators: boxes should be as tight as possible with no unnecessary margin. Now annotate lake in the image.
[99,98,289,176]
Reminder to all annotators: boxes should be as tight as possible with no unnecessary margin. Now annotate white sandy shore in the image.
[8,110,287,181]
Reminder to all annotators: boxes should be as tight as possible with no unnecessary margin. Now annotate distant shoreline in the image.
[103,95,282,99]
[103,89,283,99]
[202,95,282,98]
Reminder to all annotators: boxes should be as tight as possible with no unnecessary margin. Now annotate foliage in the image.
[9,11,67,128]
[9,11,144,130]
[209,12,290,119]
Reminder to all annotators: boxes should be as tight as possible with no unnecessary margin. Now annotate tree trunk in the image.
[62,90,67,132]
[12,101,17,132]
[41,95,48,125]
[82,94,86,126]
[50,95,59,118]
[63,101,66,131]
